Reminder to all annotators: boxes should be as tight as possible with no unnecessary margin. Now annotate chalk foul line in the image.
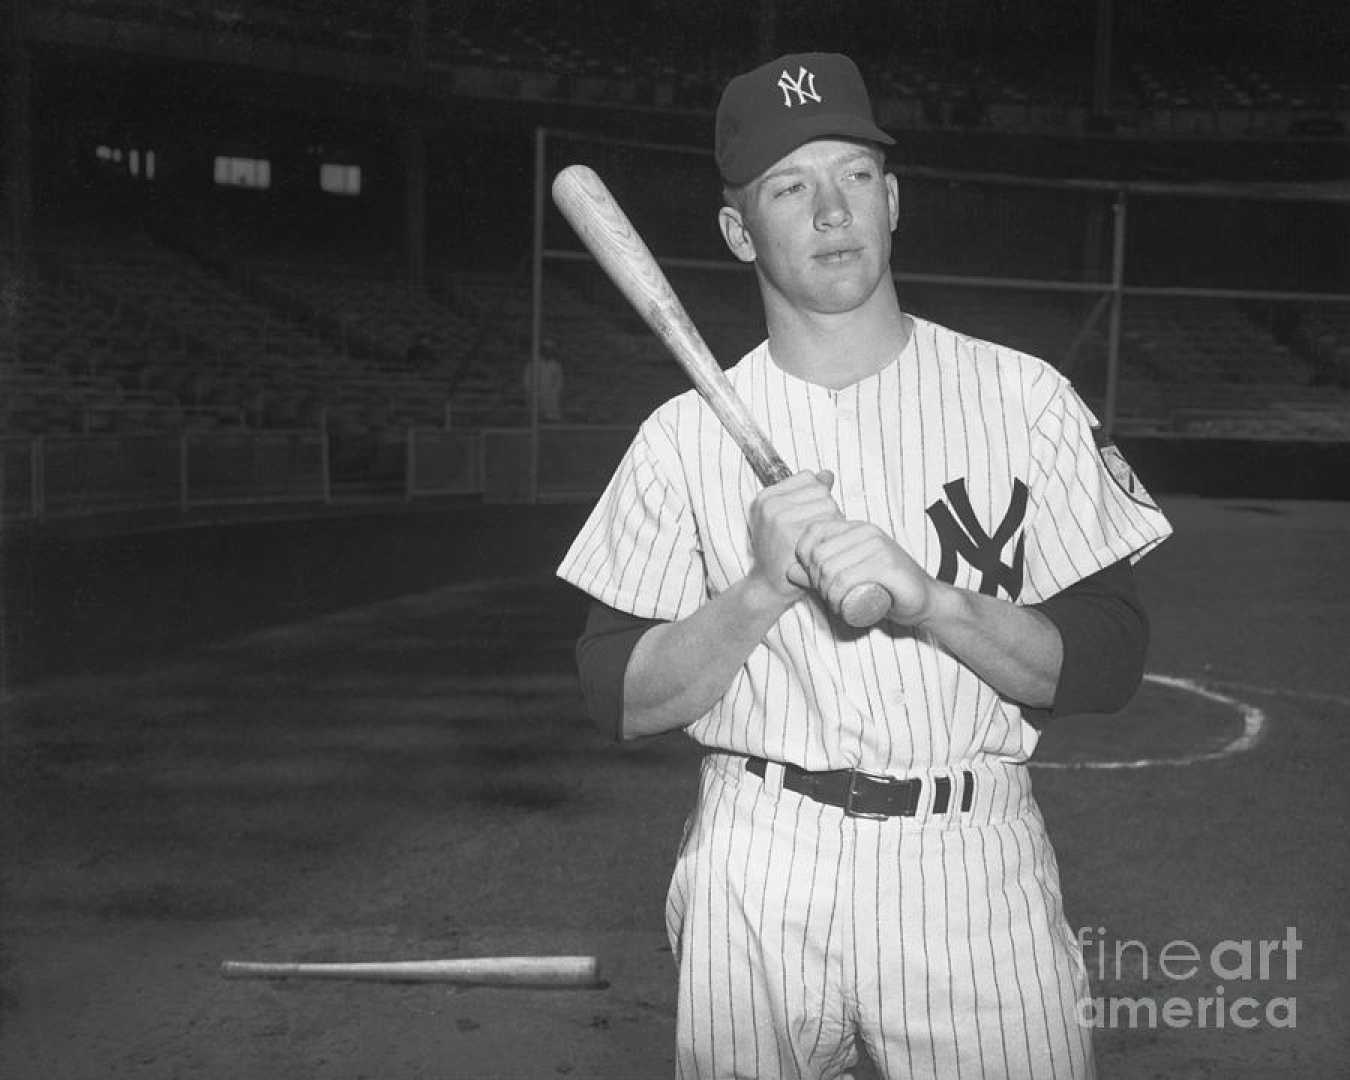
[1030,673,1267,771]
[1205,678,1350,711]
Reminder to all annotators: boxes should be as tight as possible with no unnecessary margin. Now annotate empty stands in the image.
[2,248,214,436]
[8,236,1347,446]
[4,232,535,442]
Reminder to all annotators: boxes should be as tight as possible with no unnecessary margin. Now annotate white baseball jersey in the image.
[558,317,1171,1080]
[558,317,1172,772]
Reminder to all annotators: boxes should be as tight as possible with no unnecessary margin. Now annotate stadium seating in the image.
[7,236,1347,445]
[48,230,342,430]
[1292,303,1350,388]
[1112,297,1350,437]
[1,248,209,436]
[5,232,533,439]
[246,260,518,427]
[525,268,1350,438]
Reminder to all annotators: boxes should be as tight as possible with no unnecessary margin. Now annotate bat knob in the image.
[839,582,892,629]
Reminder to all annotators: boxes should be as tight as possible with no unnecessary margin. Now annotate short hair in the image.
[722,180,750,213]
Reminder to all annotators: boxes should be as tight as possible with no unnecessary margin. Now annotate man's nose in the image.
[813,185,852,229]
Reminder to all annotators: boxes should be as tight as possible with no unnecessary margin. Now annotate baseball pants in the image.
[665,753,1096,1080]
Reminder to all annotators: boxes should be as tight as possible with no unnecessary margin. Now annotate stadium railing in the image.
[0,425,484,521]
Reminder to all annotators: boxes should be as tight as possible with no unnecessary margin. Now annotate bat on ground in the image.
[219,954,603,988]
[551,163,892,629]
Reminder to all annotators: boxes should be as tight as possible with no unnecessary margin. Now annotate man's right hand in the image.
[747,470,840,602]
[621,472,840,738]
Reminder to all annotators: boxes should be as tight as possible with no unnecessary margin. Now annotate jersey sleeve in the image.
[1021,379,1172,599]
[1032,559,1149,717]
[556,420,708,621]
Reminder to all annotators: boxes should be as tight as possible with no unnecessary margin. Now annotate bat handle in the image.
[839,581,892,628]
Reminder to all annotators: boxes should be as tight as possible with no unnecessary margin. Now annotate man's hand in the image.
[619,470,845,739]
[795,518,939,627]
[748,470,840,604]
[796,515,1065,707]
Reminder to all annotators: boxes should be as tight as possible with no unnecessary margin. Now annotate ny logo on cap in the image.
[777,66,822,108]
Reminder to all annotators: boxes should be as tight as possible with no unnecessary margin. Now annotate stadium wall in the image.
[3,433,1346,695]
[1119,436,1350,501]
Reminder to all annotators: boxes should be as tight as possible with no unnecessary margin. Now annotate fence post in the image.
[404,426,415,502]
[528,125,546,504]
[179,430,190,512]
[31,435,45,520]
[319,409,331,504]
[1103,188,1128,439]
[1062,292,1111,381]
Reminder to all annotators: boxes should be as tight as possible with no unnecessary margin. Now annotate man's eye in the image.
[774,182,804,198]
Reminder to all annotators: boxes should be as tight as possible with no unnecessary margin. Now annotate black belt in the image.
[746,757,974,819]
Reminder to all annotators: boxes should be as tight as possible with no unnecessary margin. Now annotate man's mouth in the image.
[816,248,862,264]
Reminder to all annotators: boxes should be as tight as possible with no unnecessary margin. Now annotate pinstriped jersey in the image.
[557,316,1172,772]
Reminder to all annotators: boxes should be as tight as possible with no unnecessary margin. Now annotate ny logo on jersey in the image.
[926,478,1029,600]
[777,66,822,107]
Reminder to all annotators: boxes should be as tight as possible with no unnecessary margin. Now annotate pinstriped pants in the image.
[665,753,1096,1080]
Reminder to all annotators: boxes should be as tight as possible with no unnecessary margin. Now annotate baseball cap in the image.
[715,52,895,186]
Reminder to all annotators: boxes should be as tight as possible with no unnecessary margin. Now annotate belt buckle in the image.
[844,768,895,820]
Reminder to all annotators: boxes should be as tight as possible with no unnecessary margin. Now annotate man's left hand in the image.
[795,519,940,627]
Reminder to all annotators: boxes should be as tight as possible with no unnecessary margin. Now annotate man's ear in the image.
[718,205,757,264]
[886,172,899,233]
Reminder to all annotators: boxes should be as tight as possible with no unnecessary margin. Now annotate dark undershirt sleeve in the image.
[574,558,1149,738]
[575,599,665,741]
[1031,558,1150,718]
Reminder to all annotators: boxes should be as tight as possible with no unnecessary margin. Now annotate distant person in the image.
[522,341,564,421]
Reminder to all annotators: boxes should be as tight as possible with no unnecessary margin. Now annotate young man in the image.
[558,52,1171,1080]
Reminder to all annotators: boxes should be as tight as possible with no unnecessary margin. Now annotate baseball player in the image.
[558,52,1171,1080]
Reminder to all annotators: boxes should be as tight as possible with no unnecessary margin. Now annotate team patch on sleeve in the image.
[1093,427,1158,510]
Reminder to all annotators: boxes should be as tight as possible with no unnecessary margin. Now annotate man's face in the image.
[719,139,899,318]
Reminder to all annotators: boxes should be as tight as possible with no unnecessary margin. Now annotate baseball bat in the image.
[551,164,891,629]
[220,954,603,988]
